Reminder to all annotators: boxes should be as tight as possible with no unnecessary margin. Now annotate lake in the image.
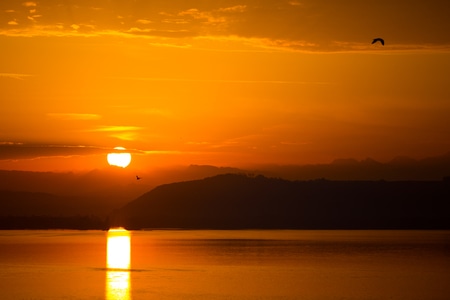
[0,230,449,299]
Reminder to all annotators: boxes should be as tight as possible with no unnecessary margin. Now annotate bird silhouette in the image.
[136,175,141,180]
[371,38,384,46]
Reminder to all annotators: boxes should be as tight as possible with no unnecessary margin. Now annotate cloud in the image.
[217,5,247,13]
[22,2,37,8]
[327,41,450,54]
[109,75,329,85]
[0,73,33,80]
[136,19,152,25]
[90,126,142,132]
[127,27,191,38]
[147,41,192,49]
[288,1,303,6]
[0,141,23,145]
[47,113,101,121]
[186,141,211,146]
[0,141,163,161]
[138,108,172,117]
[87,126,143,141]
[0,143,108,160]
[108,132,140,141]
[178,8,225,24]
[0,142,150,161]
[0,1,448,53]
[140,150,184,155]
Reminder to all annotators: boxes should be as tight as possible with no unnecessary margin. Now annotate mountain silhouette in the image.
[113,174,450,230]
[2,152,450,229]
[0,190,107,229]
[0,190,71,216]
[258,152,450,181]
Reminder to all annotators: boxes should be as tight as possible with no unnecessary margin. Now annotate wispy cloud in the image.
[0,1,448,54]
[327,41,450,54]
[0,143,107,160]
[47,113,101,121]
[126,27,191,38]
[0,141,23,145]
[217,5,247,13]
[136,19,152,25]
[147,41,192,49]
[186,141,211,146]
[22,2,37,8]
[88,125,143,141]
[288,1,303,6]
[0,73,33,80]
[140,150,184,155]
[0,142,149,160]
[177,8,225,24]
[137,108,173,117]
[90,126,142,132]
[109,75,330,85]
[108,132,140,141]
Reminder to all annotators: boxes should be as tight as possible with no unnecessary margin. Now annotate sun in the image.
[107,147,132,168]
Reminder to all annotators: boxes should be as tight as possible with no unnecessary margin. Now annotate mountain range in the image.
[256,152,450,181]
[112,174,450,230]
[1,152,450,229]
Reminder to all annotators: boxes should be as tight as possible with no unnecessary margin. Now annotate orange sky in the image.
[1,0,449,171]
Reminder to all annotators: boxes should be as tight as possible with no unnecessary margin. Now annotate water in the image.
[0,230,449,300]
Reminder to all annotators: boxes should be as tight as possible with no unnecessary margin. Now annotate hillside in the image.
[0,190,73,216]
[113,174,450,230]
[0,190,106,229]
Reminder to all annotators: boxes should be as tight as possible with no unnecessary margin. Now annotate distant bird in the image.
[371,38,384,46]
[136,175,141,180]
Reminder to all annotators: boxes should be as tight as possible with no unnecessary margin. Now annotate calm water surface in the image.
[0,230,449,300]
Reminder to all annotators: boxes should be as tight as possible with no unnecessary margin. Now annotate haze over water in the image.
[1,229,449,299]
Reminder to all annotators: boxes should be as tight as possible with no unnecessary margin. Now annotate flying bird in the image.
[136,175,141,180]
[371,38,384,46]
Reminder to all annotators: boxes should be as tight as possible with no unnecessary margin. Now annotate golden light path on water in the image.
[106,227,131,300]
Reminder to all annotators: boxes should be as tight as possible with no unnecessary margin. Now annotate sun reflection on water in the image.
[106,228,131,300]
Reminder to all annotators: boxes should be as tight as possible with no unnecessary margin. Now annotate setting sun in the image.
[107,147,132,168]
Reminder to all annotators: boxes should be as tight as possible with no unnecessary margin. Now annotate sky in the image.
[1,0,449,172]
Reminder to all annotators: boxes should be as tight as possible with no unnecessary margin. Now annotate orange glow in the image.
[0,1,449,171]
